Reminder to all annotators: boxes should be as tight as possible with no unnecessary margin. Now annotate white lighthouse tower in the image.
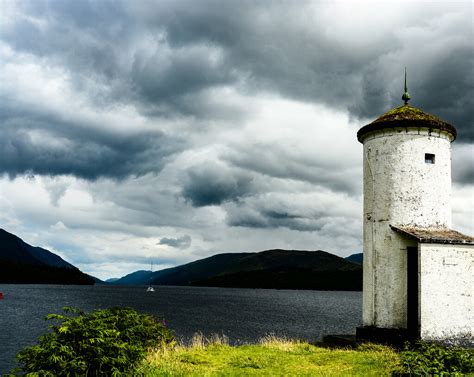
[356,72,474,345]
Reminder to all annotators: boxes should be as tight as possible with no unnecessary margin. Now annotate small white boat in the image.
[147,261,155,292]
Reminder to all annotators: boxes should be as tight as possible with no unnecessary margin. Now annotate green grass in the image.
[139,334,400,376]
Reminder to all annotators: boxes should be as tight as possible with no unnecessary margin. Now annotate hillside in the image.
[0,228,94,284]
[112,249,362,291]
[345,253,363,264]
[110,270,151,285]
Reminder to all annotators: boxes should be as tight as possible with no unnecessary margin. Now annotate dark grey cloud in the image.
[131,0,473,139]
[3,1,471,140]
[158,235,192,249]
[452,145,474,185]
[131,45,235,105]
[454,167,474,186]
[411,49,474,141]
[0,0,472,277]
[224,144,361,195]
[225,200,360,236]
[227,206,325,232]
[2,0,130,80]
[0,101,184,180]
[182,163,254,206]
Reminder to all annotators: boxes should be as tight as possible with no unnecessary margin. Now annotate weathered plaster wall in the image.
[419,243,474,345]
[362,128,452,328]
[362,230,417,327]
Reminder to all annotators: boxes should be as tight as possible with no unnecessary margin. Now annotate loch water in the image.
[0,284,361,373]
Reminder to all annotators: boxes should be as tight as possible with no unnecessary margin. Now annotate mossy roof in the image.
[391,225,474,245]
[357,105,457,142]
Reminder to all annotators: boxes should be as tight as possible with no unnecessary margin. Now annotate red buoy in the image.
[0,292,3,300]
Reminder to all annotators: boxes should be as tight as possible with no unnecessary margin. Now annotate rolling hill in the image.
[0,228,95,284]
[345,253,363,265]
[112,249,362,291]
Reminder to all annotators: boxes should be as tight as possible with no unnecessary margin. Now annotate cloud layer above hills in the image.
[0,0,472,279]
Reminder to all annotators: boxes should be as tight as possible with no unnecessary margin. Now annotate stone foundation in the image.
[356,326,415,347]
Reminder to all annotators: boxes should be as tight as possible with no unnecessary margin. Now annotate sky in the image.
[0,0,472,280]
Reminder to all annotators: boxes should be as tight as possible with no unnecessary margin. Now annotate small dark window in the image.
[425,153,435,164]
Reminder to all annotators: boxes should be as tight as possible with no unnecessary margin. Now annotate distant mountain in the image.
[0,228,94,284]
[111,270,151,285]
[345,253,363,265]
[105,278,120,283]
[112,249,362,291]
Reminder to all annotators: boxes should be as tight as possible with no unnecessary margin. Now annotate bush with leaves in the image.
[396,340,474,376]
[13,306,174,376]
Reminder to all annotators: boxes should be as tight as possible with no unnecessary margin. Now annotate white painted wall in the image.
[419,243,474,345]
[361,127,453,328]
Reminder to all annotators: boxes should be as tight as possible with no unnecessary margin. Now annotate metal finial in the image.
[402,67,411,105]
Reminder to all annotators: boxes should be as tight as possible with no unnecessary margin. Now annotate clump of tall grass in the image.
[259,333,301,351]
[190,331,230,348]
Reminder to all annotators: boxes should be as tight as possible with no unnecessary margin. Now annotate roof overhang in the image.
[390,225,474,245]
[357,105,457,143]
[357,120,457,143]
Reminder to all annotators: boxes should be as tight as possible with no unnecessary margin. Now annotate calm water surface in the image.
[0,284,361,373]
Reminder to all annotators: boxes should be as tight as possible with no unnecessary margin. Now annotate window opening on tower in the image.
[425,153,435,164]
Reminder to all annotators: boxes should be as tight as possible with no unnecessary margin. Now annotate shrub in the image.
[13,306,174,376]
[396,341,474,376]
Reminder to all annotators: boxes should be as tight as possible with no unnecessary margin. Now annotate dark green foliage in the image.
[396,341,474,376]
[13,307,174,376]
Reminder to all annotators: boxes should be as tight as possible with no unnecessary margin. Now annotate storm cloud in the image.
[0,103,184,179]
[158,235,192,249]
[182,162,254,206]
[2,1,472,136]
[0,0,472,279]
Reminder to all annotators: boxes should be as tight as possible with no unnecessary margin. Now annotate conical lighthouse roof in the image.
[357,105,457,143]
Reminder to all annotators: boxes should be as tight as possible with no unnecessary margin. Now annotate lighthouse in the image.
[356,71,474,345]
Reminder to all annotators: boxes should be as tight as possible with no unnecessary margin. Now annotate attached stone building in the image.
[356,101,474,345]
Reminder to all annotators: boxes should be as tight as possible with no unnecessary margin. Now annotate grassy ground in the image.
[139,334,400,376]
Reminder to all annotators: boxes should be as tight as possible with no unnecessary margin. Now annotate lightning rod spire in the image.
[402,67,411,105]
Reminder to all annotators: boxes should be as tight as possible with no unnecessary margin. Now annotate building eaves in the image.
[390,225,474,245]
[357,105,457,142]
